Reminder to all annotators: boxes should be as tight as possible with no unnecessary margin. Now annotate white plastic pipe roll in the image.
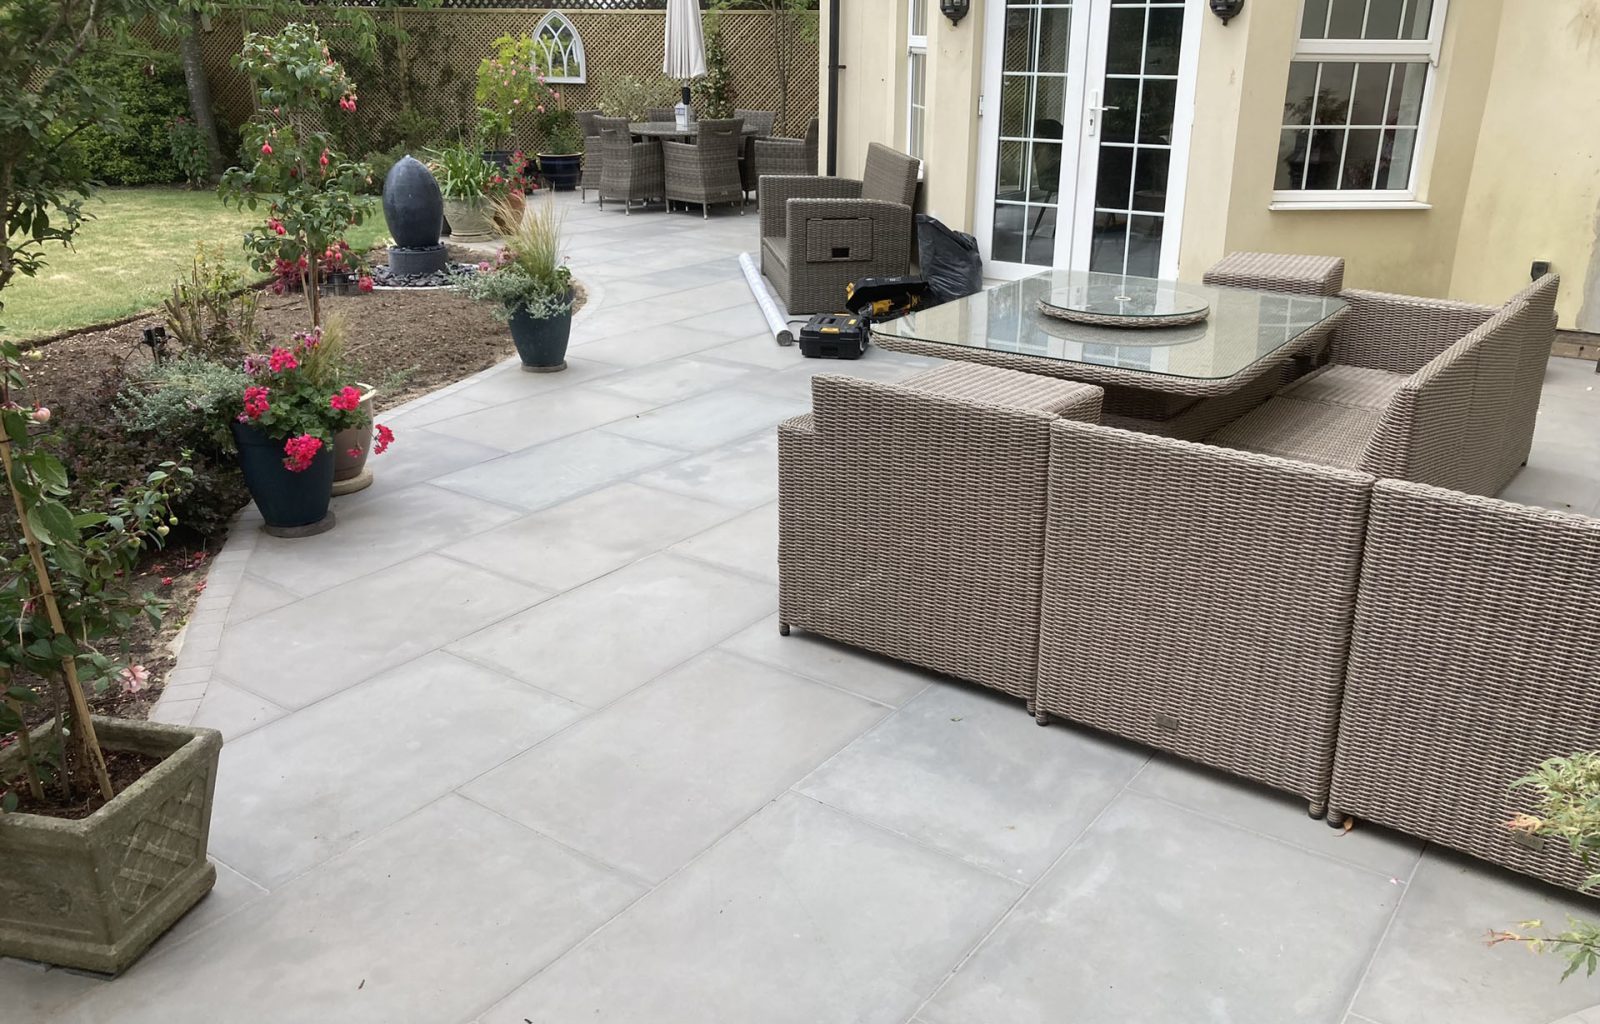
[739,251,795,347]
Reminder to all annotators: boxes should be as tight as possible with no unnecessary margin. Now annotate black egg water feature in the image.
[380,155,449,280]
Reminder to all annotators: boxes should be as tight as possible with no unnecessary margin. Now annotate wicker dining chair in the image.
[575,109,603,203]
[595,115,664,214]
[779,363,1104,701]
[759,141,920,314]
[734,109,777,198]
[662,118,745,218]
[754,117,820,182]
[646,107,676,123]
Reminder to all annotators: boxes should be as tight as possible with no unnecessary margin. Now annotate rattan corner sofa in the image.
[777,356,1600,894]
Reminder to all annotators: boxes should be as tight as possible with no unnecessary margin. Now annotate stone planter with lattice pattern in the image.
[0,718,222,975]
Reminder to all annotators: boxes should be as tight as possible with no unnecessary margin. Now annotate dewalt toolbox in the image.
[797,313,869,360]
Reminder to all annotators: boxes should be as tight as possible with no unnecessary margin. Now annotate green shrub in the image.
[70,50,189,185]
[163,243,261,362]
[595,73,682,121]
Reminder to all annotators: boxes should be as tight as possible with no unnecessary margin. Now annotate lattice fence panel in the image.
[135,7,818,159]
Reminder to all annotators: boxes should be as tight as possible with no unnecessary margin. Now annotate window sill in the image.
[1269,199,1433,212]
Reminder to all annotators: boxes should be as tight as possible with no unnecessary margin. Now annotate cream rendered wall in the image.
[1450,1,1600,330]
[1180,0,1505,297]
[819,0,904,178]
[921,2,986,231]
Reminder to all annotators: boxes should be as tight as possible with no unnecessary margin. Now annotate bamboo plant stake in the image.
[2,690,45,801]
[0,434,115,802]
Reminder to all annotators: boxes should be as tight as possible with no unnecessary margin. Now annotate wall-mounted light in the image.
[940,0,970,27]
[1209,0,1245,24]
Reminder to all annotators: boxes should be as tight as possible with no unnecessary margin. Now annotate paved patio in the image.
[9,193,1600,1022]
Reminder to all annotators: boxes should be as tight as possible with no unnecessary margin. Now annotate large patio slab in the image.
[12,193,1600,1022]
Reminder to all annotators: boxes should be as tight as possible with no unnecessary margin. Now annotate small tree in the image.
[219,23,373,330]
[1488,752,1600,979]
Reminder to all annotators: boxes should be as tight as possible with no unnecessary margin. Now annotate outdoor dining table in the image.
[627,121,763,140]
[872,269,1350,406]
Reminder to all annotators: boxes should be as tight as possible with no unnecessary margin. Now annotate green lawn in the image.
[1,187,392,341]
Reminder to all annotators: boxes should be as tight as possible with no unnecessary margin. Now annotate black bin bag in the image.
[915,214,983,305]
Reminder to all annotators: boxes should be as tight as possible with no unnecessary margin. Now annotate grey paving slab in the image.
[443,481,739,591]
[720,614,934,706]
[923,791,1402,1024]
[635,431,780,509]
[0,957,101,1020]
[1351,849,1600,1024]
[668,500,778,581]
[248,483,520,596]
[215,554,546,708]
[422,385,654,453]
[479,793,1021,1024]
[602,388,805,452]
[188,679,287,741]
[378,391,492,429]
[330,429,505,500]
[223,574,299,625]
[570,322,742,366]
[210,651,583,887]
[697,331,810,370]
[587,357,758,404]
[743,350,944,400]
[157,859,268,952]
[432,429,684,511]
[447,553,774,707]
[57,796,642,1024]
[798,684,1149,881]
[1129,754,1425,879]
[445,355,626,405]
[463,649,886,882]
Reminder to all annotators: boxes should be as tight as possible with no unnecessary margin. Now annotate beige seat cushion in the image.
[1280,365,1408,410]
[1208,396,1380,470]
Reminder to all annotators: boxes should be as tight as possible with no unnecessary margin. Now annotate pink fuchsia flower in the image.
[319,150,330,167]
[268,347,299,373]
[536,104,546,114]
[297,327,323,350]
[261,142,273,155]
[373,423,395,456]
[240,385,271,421]
[357,275,373,293]
[282,433,324,473]
[117,665,151,695]
[161,576,174,587]
[329,386,363,412]
[477,261,491,272]
[31,406,50,423]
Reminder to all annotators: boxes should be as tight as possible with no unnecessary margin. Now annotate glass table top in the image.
[876,270,1349,381]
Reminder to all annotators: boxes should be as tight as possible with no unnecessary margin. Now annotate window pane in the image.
[1314,63,1355,125]
[998,140,1027,196]
[1023,207,1056,264]
[1034,74,1068,128]
[1003,7,1036,69]
[1326,0,1364,39]
[1379,127,1417,188]
[908,53,926,159]
[1139,78,1177,143]
[1126,215,1163,277]
[1102,78,1140,144]
[1144,7,1183,75]
[991,204,1025,262]
[1387,62,1427,125]
[1000,75,1032,137]
[1038,7,1073,74]
[1404,0,1436,39]
[1106,6,1145,74]
[1089,213,1130,274]
[1030,140,1063,196]
[1132,148,1170,211]
[910,0,927,37]
[1364,0,1404,39]
[1304,128,1344,188]
[1349,62,1392,126]
[1340,128,1381,188]
[1277,129,1310,188]
[1301,0,1331,39]
[1096,146,1134,209]
[1284,63,1317,125]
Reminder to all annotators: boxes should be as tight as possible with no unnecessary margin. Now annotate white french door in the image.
[974,0,1200,279]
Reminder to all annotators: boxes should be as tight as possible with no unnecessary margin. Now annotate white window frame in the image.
[532,11,587,85]
[1270,0,1448,210]
[906,0,928,161]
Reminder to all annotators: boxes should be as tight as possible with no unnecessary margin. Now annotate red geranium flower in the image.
[329,386,362,412]
[282,433,324,473]
[373,423,395,456]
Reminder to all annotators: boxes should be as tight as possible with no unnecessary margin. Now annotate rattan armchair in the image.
[575,109,602,203]
[595,115,664,214]
[1210,275,1560,495]
[778,363,1103,701]
[734,109,778,198]
[1034,421,1376,815]
[753,117,819,183]
[662,117,745,218]
[759,141,920,314]
[1329,480,1600,891]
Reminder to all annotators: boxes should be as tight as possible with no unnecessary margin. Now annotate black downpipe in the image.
[826,0,841,176]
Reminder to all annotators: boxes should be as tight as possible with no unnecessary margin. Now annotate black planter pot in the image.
[231,422,335,534]
[538,153,581,191]
[483,149,514,169]
[507,300,573,373]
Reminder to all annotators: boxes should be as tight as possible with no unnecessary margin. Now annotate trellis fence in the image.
[135,5,819,156]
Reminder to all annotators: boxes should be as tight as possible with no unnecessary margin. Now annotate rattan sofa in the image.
[1210,275,1560,495]
[759,141,920,314]
[1202,251,1346,296]
[777,363,1102,700]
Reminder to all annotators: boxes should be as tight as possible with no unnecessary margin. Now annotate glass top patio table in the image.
[628,122,762,139]
[873,270,1349,395]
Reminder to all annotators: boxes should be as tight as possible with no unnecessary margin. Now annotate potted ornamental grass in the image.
[457,195,574,373]
[427,140,501,244]
[228,323,394,535]
[0,341,222,976]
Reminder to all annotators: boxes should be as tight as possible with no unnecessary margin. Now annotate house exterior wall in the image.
[821,0,1600,330]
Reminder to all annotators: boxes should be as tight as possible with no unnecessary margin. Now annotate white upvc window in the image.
[1271,0,1447,208]
[907,0,928,161]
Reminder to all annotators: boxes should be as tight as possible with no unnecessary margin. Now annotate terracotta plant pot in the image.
[0,718,223,975]
[492,190,527,233]
[441,196,495,242]
[508,297,573,373]
[231,421,335,536]
[332,385,377,496]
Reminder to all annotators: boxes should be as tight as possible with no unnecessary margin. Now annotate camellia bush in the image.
[219,22,374,329]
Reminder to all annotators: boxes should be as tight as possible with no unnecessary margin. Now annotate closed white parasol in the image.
[662,0,707,111]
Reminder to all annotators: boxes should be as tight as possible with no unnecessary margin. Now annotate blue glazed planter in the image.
[230,422,335,530]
